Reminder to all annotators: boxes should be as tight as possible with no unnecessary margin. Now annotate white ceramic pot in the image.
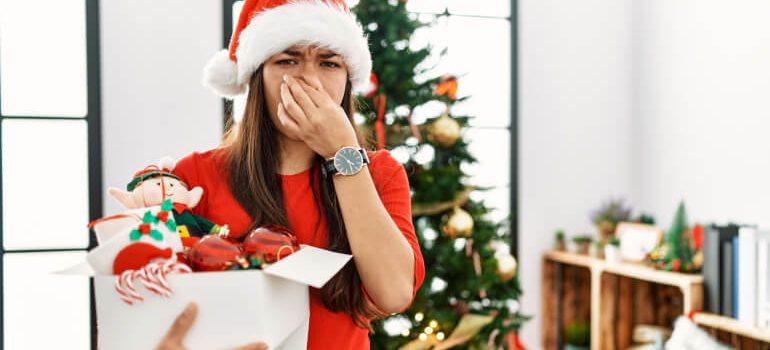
[604,245,622,264]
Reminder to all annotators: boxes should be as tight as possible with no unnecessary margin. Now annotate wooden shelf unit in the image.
[542,250,770,349]
[693,313,770,347]
[542,250,704,350]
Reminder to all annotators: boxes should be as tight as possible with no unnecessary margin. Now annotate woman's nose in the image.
[294,63,321,83]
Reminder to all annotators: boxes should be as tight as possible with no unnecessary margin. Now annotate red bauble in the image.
[242,225,300,264]
[188,235,245,271]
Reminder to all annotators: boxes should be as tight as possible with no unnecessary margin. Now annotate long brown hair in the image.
[221,65,385,329]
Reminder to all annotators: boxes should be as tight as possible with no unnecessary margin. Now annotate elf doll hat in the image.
[126,157,180,192]
[202,0,372,98]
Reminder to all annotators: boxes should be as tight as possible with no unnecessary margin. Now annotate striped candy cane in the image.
[114,260,192,305]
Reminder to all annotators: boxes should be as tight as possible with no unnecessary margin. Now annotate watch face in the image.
[334,147,363,176]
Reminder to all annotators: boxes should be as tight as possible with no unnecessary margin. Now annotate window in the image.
[0,0,101,348]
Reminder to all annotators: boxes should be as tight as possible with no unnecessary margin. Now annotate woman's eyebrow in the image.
[281,49,339,59]
[282,49,302,57]
[319,52,339,59]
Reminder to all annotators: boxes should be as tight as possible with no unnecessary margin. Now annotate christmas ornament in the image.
[112,242,174,275]
[647,201,698,273]
[188,234,248,272]
[202,0,373,98]
[428,113,461,148]
[109,202,179,275]
[432,314,495,350]
[108,156,230,241]
[435,74,458,100]
[442,207,474,239]
[495,252,518,282]
[365,72,379,97]
[242,224,300,265]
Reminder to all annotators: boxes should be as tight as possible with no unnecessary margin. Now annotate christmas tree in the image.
[351,1,529,348]
[648,201,698,272]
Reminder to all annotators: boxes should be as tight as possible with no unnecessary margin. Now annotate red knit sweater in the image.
[173,147,425,349]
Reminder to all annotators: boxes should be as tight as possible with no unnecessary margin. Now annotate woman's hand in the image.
[277,75,359,159]
[155,302,268,350]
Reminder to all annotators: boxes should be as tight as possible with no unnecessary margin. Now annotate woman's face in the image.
[263,45,349,141]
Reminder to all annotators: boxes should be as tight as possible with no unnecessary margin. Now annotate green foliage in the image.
[572,235,592,244]
[663,201,694,264]
[636,213,656,225]
[564,322,590,346]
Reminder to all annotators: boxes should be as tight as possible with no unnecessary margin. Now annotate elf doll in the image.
[108,157,229,247]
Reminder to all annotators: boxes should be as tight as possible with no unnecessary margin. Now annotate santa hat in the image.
[202,0,372,98]
[126,157,179,192]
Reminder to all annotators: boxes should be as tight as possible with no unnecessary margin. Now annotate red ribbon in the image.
[374,93,387,150]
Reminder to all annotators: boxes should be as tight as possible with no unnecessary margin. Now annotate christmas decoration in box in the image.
[59,157,352,350]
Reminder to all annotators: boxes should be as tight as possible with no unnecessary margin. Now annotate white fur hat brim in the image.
[202,1,372,98]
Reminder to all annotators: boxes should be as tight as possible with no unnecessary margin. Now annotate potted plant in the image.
[563,322,590,350]
[589,240,605,259]
[604,237,621,264]
[554,229,566,251]
[570,235,592,255]
[590,198,632,241]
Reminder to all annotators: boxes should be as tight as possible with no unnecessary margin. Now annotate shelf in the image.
[542,250,706,350]
[544,250,703,289]
[693,313,770,343]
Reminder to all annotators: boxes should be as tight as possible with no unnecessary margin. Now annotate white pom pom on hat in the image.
[158,156,176,172]
[202,0,373,98]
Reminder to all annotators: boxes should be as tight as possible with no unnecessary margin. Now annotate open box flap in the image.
[263,245,352,289]
[54,261,95,275]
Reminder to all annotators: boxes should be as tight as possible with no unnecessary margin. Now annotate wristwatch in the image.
[322,147,369,177]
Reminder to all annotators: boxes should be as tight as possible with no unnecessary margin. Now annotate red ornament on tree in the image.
[242,224,300,264]
[188,235,247,271]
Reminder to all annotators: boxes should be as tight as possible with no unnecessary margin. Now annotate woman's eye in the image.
[277,59,297,65]
[321,61,341,68]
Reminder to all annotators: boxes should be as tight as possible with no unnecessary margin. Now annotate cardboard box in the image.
[63,245,351,350]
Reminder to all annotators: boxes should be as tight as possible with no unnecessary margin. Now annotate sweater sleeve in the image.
[361,150,425,309]
[172,152,209,217]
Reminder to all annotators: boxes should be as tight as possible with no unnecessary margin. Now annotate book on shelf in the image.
[757,230,770,329]
[703,224,739,315]
[737,227,757,325]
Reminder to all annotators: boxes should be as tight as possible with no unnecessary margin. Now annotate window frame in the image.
[0,0,102,348]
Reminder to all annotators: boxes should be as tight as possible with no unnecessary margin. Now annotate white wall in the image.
[520,0,770,347]
[631,0,770,226]
[100,0,223,216]
[518,0,634,345]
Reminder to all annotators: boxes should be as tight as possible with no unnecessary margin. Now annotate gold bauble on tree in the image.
[428,113,461,147]
[442,207,474,239]
[495,252,518,282]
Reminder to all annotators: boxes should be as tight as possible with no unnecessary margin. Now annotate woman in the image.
[158,0,425,349]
